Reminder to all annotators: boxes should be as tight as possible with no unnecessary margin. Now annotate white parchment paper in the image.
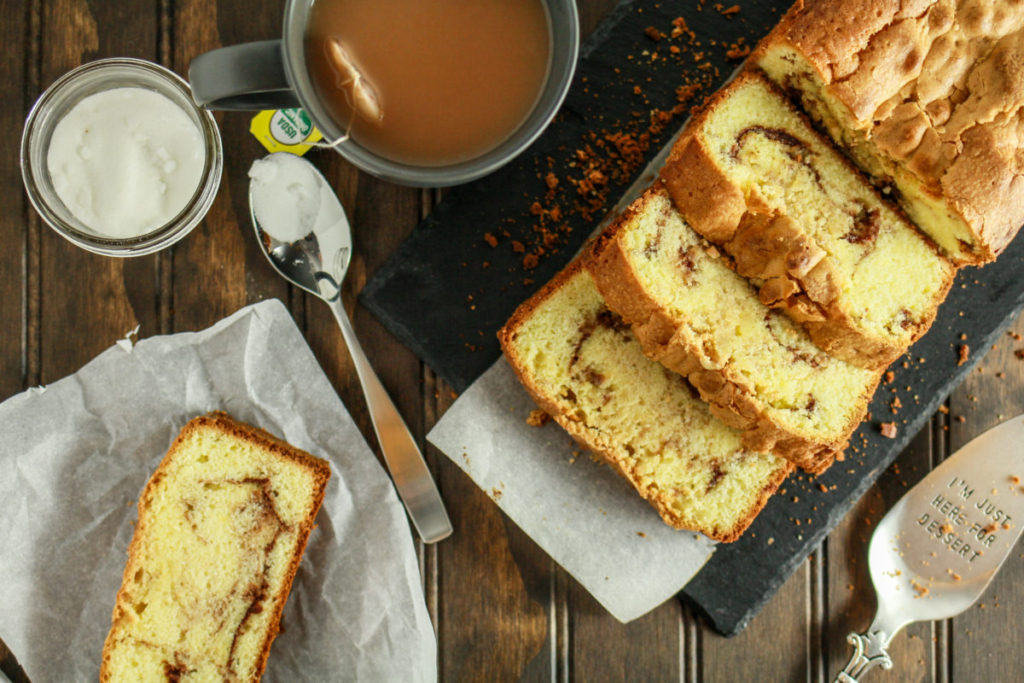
[427,359,716,623]
[0,299,436,682]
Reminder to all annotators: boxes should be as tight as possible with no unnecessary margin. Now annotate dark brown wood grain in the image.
[1,1,32,678]
[825,423,940,682]
[949,319,1024,683]
[170,0,288,334]
[0,0,29,399]
[4,1,1024,682]
[702,561,810,681]
[570,588,682,682]
[427,372,552,683]
[38,0,157,383]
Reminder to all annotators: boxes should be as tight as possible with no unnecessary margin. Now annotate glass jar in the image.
[21,58,223,257]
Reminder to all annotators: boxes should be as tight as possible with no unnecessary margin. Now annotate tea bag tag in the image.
[249,108,323,156]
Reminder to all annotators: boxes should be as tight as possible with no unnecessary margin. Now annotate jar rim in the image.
[21,57,224,257]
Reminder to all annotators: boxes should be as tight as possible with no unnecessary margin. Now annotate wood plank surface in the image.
[949,318,1024,683]
[2,1,1024,682]
[38,0,156,383]
[0,0,30,678]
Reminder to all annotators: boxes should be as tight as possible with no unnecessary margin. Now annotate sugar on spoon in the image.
[248,152,452,543]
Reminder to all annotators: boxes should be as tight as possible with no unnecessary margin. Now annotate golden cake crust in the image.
[660,71,953,369]
[755,0,1024,263]
[585,189,882,474]
[99,412,331,683]
[499,261,792,542]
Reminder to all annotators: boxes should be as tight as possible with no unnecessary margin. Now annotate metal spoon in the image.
[249,155,452,544]
[836,414,1024,682]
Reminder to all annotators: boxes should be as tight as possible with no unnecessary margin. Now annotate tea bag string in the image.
[309,125,352,151]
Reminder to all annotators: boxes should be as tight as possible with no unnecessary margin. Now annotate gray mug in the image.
[189,0,579,187]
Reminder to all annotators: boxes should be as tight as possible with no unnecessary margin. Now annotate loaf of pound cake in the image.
[499,260,792,542]
[754,0,1024,264]
[100,412,331,682]
[661,71,955,369]
[586,188,883,474]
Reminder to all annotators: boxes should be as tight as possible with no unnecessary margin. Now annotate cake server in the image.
[836,414,1024,682]
[249,159,452,544]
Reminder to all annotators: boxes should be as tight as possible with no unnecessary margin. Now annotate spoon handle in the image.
[330,298,453,544]
[835,629,893,683]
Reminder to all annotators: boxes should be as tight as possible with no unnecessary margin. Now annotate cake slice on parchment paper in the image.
[586,187,883,474]
[660,71,955,369]
[754,0,1024,265]
[499,260,792,542]
[100,412,330,683]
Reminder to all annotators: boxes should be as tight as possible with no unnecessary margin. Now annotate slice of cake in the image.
[586,187,882,474]
[499,261,792,542]
[100,412,330,682]
[754,0,1024,264]
[660,71,955,369]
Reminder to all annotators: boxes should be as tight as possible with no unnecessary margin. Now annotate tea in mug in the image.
[305,0,551,167]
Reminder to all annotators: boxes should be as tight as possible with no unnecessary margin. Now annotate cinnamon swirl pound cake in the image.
[586,188,882,474]
[499,261,792,542]
[100,412,330,683]
[661,72,954,369]
[754,0,1024,264]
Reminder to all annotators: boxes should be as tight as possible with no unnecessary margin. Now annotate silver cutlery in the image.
[837,414,1024,681]
[249,156,452,544]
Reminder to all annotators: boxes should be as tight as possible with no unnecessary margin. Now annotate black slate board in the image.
[360,0,1024,636]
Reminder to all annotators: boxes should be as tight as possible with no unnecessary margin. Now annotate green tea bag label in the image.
[250,108,323,155]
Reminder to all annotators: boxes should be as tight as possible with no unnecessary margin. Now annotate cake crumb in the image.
[643,26,664,42]
[884,371,895,383]
[636,531,647,538]
[526,409,551,427]
[938,405,949,414]
[957,344,970,366]
[880,422,898,439]
[483,232,498,247]
[725,41,751,60]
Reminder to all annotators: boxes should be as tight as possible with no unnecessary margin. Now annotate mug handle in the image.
[189,40,301,110]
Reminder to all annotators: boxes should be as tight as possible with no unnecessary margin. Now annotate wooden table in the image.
[2,1,1022,681]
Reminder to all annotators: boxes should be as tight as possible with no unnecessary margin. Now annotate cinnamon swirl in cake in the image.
[754,0,1024,264]
[499,261,792,541]
[660,72,954,369]
[586,187,882,474]
[100,412,330,682]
